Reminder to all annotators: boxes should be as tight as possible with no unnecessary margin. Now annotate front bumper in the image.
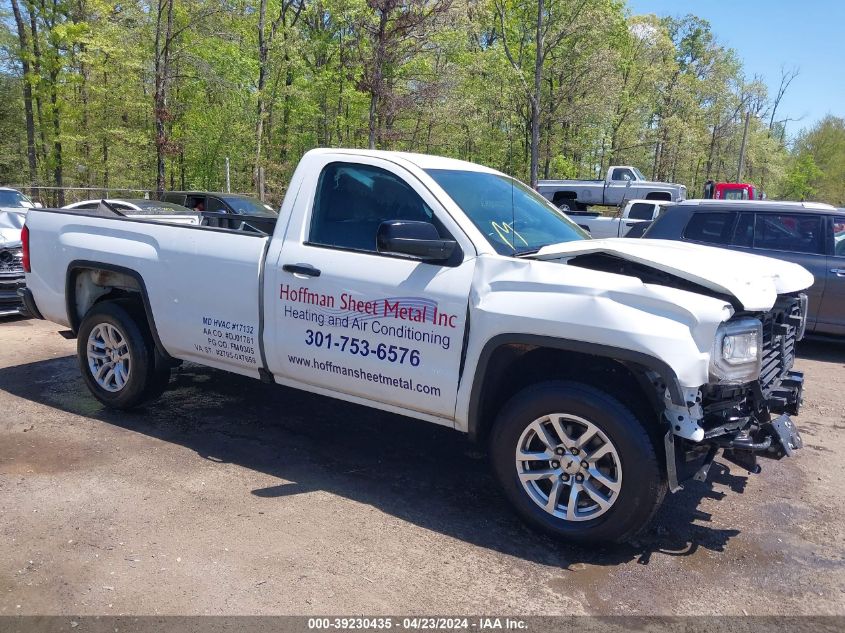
[0,277,26,317]
[667,371,804,489]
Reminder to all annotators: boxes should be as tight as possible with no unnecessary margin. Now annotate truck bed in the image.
[24,208,272,378]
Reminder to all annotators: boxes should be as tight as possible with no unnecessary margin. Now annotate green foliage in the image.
[0,0,808,205]
[779,153,822,202]
[779,116,845,206]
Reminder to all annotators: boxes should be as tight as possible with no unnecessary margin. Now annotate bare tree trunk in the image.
[368,9,388,150]
[80,56,91,186]
[254,0,268,193]
[26,4,48,175]
[102,68,109,188]
[737,110,750,182]
[9,0,38,193]
[528,0,543,188]
[153,0,174,194]
[48,66,63,206]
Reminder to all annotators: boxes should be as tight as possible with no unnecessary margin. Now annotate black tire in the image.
[489,380,666,544]
[76,300,170,409]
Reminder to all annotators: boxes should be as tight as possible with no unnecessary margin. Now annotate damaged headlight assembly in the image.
[709,318,762,384]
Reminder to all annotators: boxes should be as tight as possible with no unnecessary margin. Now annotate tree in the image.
[779,153,822,201]
[494,0,589,187]
[8,0,38,192]
[358,0,452,150]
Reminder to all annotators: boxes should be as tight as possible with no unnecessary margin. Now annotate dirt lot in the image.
[0,317,843,615]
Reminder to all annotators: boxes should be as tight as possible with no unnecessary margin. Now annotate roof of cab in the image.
[304,148,503,175]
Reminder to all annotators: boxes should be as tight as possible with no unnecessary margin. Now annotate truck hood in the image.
[535,238,813,312]
[0,209,26,248]
[636,179,683,189]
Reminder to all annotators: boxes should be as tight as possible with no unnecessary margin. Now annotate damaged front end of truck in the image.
[660,293,806,491]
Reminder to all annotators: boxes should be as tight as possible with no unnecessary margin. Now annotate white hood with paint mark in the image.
[535,238,814,312]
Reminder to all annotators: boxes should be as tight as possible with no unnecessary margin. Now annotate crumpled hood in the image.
[0,209,26,248]
[535,238,813,312]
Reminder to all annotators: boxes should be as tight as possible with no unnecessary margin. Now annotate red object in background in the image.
[713,182,756,200]
[21,224,31,272]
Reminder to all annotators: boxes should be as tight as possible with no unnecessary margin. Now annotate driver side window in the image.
[833,216,845,257]
[308,162,441,253]
[611,168,634,182]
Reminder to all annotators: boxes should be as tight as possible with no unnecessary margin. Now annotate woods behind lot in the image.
[1,0,843,205]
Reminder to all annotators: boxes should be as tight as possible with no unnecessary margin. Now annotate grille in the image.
[759,295,802,396]
[0,248,24,277]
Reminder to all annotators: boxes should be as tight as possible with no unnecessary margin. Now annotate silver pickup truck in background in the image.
[538,166,686,210]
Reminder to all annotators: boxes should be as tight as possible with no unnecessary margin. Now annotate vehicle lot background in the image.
[1,318,843,615]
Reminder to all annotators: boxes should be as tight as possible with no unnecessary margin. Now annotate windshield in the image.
[223,196,277,215]
[632,167,646,181]
[0,190,33,208]
[426,169,589,255]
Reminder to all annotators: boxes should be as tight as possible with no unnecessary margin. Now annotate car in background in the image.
[62,199,202,224]
[537,166,686,210]
[160,191,277,233]
[0,187,41,211]
[0,208,26,317]
[566,200,664,238]
[703,181,758,200]
[644,199,843,336]
[0,188,40,317]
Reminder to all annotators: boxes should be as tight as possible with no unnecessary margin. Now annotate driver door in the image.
[266,155,476,421]
[605,167,634,205]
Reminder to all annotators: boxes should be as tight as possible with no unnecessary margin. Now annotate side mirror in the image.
[377,220,457,262]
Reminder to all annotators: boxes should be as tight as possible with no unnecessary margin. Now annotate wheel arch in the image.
[466,334,682,443]
[551,191,579,204]
[65,260,172,361]
[645,191,672,201]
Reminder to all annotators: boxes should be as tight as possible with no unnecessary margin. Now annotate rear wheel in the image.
[489,381,666,544]
[77,300,170,409]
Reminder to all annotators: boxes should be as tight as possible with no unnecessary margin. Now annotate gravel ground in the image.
[0,317,843,615]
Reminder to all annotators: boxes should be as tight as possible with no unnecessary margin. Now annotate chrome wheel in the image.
[515,413,622,522]
[86,323,131,393]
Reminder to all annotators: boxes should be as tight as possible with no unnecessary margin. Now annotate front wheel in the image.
[489,381,666,544]
[77,300,170,409]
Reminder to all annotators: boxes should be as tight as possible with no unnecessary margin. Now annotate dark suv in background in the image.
[161,191,277,232]
[645,200,844,336]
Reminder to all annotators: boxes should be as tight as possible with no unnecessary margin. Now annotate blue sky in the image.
[626,0,843,137]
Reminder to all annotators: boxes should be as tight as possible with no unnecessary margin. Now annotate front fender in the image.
[454,255,733,431]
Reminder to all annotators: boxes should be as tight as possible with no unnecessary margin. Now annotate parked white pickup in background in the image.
[565,200,664,238]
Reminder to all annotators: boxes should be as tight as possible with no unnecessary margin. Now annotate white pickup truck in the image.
[568,200,663,238]
[537,166,686,210]
[20,149,810,544]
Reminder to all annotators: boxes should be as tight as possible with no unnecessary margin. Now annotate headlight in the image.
[710,318,762,384]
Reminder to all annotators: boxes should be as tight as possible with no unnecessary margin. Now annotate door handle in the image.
[283,263,321,278]
[830,268,845,277]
